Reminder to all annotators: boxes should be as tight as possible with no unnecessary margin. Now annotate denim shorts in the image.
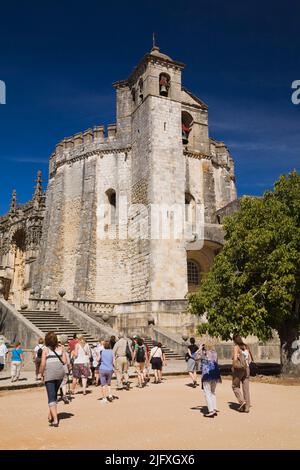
[100,371,113,386]
[45,379,63,406]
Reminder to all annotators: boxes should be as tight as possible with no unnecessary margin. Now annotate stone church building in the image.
[0,47,237,335]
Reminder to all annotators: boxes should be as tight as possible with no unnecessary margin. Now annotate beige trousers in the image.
[115,356,129,388]
[232,366,250,411]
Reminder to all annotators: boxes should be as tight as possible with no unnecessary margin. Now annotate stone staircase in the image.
[143,336,185,360]
[20,309,98,344]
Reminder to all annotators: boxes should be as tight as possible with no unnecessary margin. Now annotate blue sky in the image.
[0,0,299,214]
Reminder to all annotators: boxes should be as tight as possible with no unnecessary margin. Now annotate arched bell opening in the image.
[182,111,194,145]
[159,72,170,97]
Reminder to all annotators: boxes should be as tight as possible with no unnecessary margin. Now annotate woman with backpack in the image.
[33,337,45,381]
[232,334,254,413]
[133,337,148,388]
[186,337,199,388]
[150,342,166,384]
[40,331,67,427]
[71,334,91,396]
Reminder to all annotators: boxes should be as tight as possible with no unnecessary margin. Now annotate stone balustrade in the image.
[28,298,58,311]
[67,300,115,316]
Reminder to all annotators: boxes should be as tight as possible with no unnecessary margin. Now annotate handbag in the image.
[249,361,258,376]
[125,341,132,361]
[232,352,247,370]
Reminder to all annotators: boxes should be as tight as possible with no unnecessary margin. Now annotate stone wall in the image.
[0,298,42,348]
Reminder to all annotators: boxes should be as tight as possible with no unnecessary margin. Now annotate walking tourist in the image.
[10,341,24,382]
[68,333,78,353]
[149,342,166,384]
[99,340,114,403]
[109,335,116,349]
[133,337,148,388]
[232,334,253,413]
[186,337,199,387]
[71,334,91,395]
[32,337,45,381]
[112,332,132,390]
[197,342,222,418]
[40,332,67,427]
[0,336,8,372]
[91,339,104,386]
[58,335,71,404]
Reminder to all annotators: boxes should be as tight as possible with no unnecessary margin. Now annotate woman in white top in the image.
[71,335,91,395]
[150,342,166,384]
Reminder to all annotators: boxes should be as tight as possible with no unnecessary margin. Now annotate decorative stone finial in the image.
[9,189,17,213]
[58,288,66,298]
[33,170,43,200]
[102,314,109,322]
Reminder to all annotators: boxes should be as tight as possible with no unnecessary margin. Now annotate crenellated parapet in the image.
[209,138,235,179]
[49,123,127,179]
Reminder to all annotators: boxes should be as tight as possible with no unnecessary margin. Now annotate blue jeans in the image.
[45,379,62,407]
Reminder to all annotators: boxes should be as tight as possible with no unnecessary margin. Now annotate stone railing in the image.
[0,298,43,348]
[28,298,58,312]
[68,300,115,316]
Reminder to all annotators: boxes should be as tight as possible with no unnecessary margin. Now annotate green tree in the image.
[188,172,300,375]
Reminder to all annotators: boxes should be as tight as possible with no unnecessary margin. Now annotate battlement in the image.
[54,124,117,154]
[49,124,124,177]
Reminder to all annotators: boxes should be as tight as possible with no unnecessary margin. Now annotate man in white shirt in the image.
[0,337,8,372]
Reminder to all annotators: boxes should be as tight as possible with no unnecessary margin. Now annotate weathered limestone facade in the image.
[0,47,237,332]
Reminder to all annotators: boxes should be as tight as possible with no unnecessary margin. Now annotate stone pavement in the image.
[0,359,280,391]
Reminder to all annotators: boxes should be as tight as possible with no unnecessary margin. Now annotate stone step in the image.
[19,309,98,345]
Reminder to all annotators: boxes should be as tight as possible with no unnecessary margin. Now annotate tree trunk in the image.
[278,320,300,377]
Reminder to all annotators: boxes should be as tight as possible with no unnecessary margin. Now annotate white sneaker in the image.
[101,398,108,404]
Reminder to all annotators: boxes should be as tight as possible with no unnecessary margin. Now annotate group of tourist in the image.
[35,331,167,427]
[0,331,253,426]
[186,334,253,417]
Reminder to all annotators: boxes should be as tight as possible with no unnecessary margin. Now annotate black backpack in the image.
[37,346,43,359]
[136,345,146,363]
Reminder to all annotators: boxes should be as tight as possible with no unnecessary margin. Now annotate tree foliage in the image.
[188,172,300,345]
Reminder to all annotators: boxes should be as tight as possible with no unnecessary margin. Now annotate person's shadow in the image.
[190,405,208,415]
[58,412,74,420]
[228,401,241,411]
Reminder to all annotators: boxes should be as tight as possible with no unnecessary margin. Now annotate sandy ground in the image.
[0,376,299,450]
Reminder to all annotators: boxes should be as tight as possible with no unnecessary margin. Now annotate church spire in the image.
[33,170,43,200]
[9,189,17,213]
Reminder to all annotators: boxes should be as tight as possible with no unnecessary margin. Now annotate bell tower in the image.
[127,47,188,301]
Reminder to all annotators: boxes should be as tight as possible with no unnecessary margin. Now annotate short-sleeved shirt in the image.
[0,344,8,364]
[11,348,23,362]
[68,339,78,352]
[34,344,45,358]
[188,344,199,358]
[99,349,114,372]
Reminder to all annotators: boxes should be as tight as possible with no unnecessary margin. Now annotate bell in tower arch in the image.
[159,73,170,97]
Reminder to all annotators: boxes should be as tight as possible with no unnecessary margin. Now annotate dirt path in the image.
[0,376,299,450]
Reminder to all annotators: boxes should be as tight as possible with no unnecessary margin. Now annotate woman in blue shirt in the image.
[10,341,24,382]
[98,341,114,403]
